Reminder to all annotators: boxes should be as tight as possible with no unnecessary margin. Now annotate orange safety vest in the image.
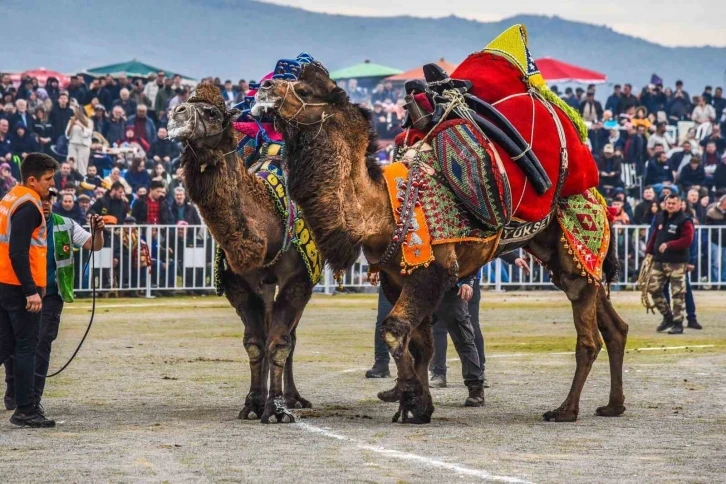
[0,185,48,287]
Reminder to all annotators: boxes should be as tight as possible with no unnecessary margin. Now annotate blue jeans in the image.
[664,273,696,320]
[710,243,726,284]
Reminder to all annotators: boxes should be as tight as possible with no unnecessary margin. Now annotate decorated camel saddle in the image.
[388,24,610,283]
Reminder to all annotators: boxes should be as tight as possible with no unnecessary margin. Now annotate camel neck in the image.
[283,115,393,271]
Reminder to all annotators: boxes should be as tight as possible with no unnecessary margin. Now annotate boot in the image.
[686,317,703,330]
[429,373,447,388]
[377,385,400,403]
[668,321,684,334]
[365,361,390,379]
[464,383,485,407]
[656,313,674,332]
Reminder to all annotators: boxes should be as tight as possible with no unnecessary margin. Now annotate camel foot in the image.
[392,384,434,424]
[543,407,578,422]
[261,397,296,424]
[239,395,265,420]
[377,386,400,403]
[285,395,313,409]
[596,404,626,417]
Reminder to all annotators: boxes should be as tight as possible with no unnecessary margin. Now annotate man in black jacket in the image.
[90,181,129,224]
[645,194,695,334]
[147,127,180,170]
[49,92,73,142]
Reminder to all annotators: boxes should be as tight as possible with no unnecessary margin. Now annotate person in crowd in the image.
[10,123,40,162]
[677,154,706,193]
[49,92,73,142]
[154,75,175,119]
[221,80,236,106]
[668,140,695,178]
[703,141,722,189]
[611,199,630,225]
[645,193,695,334]
[32,107,53,155]
[147,127,179,169]
[103,166,132,196]
[167,87,190,112]
[9,99,33,130]
[76,194,91,220]
[79,164,103,195]
[630,106,651,132]
[143,73,161,117]
[151,162,172,189]
[667,81,692,124]
[112,88,137,118]
[345,78,367,104]
[647,121,671,156]
[132,180,172,225]
[53,162,76,192]
[91,105,108,137]
[124,157,151,193]
[117,126,149,155]
[606,84,623,116]
[711,87,725,127]
[0,119,14,171]
[644,151,674,189]
[705,195,726,284]
[129,80,152,109]
[0,162,17,199]
[65,102,93,176]
[691,96,716,126]
[53,193,84,225]
[597,144,623,195]
[126,104,156,145]
[90,180,129,224]
[67,76,88,105]
[712,154,726,197]
[618,84,638,113]
[634,186,657,224]
[104,106,126,145]
[700,124,725,154]
[622,124,647,173]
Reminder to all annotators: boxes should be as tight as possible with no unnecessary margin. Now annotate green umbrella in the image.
[85,59,194,80]
[329,60,402,80]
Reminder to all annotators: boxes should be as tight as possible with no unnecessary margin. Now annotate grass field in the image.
[1,290,724,483]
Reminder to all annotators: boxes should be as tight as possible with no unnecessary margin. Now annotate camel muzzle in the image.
[167,103,197,140]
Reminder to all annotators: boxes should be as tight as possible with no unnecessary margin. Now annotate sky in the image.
[260,0,726,47]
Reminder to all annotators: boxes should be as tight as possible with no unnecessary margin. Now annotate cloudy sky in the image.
[261,0,726,47]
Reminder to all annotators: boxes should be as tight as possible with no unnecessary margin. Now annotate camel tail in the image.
[603,221,620,288]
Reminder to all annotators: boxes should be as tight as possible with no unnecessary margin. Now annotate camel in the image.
[167,84,316,424]
[255,62,629,424]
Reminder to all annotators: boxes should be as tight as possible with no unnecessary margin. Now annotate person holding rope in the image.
[644,193,695,335]
[2,159,104,426]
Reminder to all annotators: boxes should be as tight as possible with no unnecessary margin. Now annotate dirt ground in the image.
[1,290,724,483]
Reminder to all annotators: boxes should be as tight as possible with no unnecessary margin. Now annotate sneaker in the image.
[464,383,485,407]
[668,322,684,335]
[9,409,55,428]
[429,373,447,388]
[686,318,703,330]
[365,362,390,379]
[656,314,674,332]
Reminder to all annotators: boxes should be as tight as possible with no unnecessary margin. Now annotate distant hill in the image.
[3,0,725,92]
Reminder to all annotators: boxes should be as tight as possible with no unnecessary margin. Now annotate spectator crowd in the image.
[1,69,725,291]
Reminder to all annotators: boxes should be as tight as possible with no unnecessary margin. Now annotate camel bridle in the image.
[276,81,334,127]
[181,102,238,167]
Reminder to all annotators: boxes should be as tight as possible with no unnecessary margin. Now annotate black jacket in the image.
[651,211,693,263]
[90,194,129,224]
[169,200,202,225]
[147,138,180,161]
[643,160,673,186]
[49,104,73,141]
[677,163,706,189]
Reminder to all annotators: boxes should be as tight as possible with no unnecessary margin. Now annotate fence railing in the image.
[72,224,726,295]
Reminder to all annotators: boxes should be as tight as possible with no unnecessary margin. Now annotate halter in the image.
[277,81,334,127]
[182,102,237,171]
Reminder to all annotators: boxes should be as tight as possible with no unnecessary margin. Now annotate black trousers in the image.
[3,293,64,405]
[373,288,393,365]
[430,283,483,385]
[0,283,42,411]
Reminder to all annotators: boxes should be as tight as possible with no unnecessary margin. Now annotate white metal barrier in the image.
[73,224,726,294]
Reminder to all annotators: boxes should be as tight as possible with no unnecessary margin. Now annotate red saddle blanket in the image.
[447,53,599,222]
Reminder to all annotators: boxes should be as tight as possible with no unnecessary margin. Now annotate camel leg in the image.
[381,263,452,424]
[261,274,313,424]
[283,326,313,409]
[409,317,434,396]
[224,279,268,420]
[595,289,628,417]
[543,276,601,422]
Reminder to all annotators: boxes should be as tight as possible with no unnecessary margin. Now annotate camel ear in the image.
[226,107,242,121]
[328,87,349,106]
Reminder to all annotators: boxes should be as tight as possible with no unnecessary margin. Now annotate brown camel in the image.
[255,63,629,424]
[167,84,315,424]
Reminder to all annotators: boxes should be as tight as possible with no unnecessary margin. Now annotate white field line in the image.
[446,345,716,362]
[296,421,531,483]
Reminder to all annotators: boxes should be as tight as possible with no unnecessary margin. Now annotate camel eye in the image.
[204,107,219,118]
[297,85,312,99]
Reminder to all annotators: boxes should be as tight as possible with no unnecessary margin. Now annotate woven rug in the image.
[431,119,511,232]
[556,188,610,283]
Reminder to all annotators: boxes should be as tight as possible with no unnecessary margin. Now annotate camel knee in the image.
[243,336,265,363]
[380,316,410,358]
[267,334,292,367]
[577,335,601,360]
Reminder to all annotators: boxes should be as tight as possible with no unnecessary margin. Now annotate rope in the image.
[637,254,657,314]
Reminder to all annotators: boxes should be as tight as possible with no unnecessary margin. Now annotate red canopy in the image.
[9,68,71,89]
[385,59,459,82]
[534,57,606,84]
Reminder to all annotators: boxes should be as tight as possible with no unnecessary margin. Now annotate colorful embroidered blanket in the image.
[555,189,610,283]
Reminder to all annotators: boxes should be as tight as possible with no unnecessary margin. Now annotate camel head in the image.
[167,83,240,152]
[253,62,349,129]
